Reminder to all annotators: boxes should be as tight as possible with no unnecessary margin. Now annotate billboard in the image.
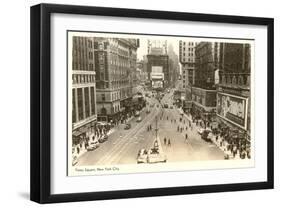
[152,80,163,89]
[152,66,163,73]
[217,93,248,129]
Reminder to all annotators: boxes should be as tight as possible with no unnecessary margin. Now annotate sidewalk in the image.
[177,108,238,159]
[72,110,144,165]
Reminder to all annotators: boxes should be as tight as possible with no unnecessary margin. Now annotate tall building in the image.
[179,41,197,88]
[137,60,149,84]
[217,43,251,143]
[179,41,197,110]
[147,40,169,90]
[94,37,139,122]
[167,43,180,88]
[192,42,221,121]
[72,36,97,145]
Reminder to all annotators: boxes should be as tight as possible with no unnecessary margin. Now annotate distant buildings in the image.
[72,36,97,145]
[167,43,180,88]
[136,60,149,84]
[94,37,139,122]
[147,40,170,90]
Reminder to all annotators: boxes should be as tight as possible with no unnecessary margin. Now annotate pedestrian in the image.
[168,139,171,147]
[164,137,167,145]
[185,134,188,142]
[177,126,179,132]
[186,126,188,130]
[77,147,80,154]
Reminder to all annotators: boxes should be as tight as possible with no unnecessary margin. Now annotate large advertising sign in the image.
[217,93,248,129]
[152,66,163,73]
[152,80,163,88]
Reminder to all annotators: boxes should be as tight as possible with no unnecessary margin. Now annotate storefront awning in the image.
[72,130,83,137]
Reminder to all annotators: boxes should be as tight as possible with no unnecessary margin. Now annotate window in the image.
[88,40,92,48]
[89,52,93,59]
[89,63,94,71]
[101,94,105,101]
[90,87,95,115]
[84,88,90,118]
[77,88,84,121]
[72,89,76,123]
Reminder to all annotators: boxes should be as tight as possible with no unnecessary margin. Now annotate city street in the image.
[77,89,224,166]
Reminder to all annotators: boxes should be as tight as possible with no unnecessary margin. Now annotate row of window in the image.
[183,42,196,46]
[182,58,194,62]
[183,47,194,52]
[73,37,93,49]
[72,74,95,85]
[183,52,194,57]
[72,87,96,123]
[73,62,94,71]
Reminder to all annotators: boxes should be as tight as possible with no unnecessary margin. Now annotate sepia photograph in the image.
[68,31,253,176]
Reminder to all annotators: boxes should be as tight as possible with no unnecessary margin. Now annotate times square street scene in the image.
[71,36,251,167]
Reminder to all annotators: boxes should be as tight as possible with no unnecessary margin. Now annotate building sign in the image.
[152,80,163,88]
[151,73,164,80]
[217,93,248,129]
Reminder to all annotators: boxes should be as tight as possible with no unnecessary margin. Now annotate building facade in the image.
[191,42,221,122]
[94,37,139,122]
[72,36,97,145]
[179,41,198,110]
[179,41,197,88]
[216,43,251,144]
[167,43,180,88]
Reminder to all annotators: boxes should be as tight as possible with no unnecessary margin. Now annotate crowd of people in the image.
[189,113,251,160]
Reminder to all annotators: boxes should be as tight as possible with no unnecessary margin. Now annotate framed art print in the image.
[30,3,274,203]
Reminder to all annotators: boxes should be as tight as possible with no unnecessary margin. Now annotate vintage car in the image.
[98,134,109,143]
[124,123,131,130]
[201,130,212,142]
[147,148,167,163]
[136,116,142,122]
[137,149,148,164]
[86,141,100,151]
[134,111,140,117]
[197,128,204,135]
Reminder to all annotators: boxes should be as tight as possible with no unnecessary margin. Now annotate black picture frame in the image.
[30,3,274,204]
